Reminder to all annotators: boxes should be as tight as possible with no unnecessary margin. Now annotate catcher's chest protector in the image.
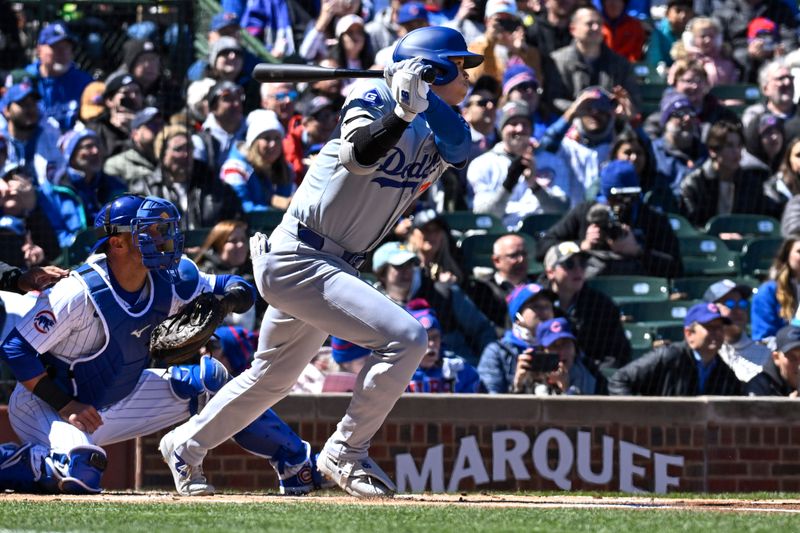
[40,260,173,409]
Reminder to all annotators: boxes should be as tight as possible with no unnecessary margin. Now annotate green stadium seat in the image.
[704,214,781,240]
[183,228,211,248]
[667,213,702,237]
[643,187,679,214]
[632,63,665,84]
[679,235,740,276]
[442,211,506,237]
[619,299,700,328]
[671,276,758,300]
[246,210,285,235]
[624,323,655,359]
[458,232,537,272]
[709,84,761,104]
[650,323,685,343]
[587,275,670,305]
[58,227,99,268]
[740,237,783,278]
[517,213,564,240]
[639,83,668,104]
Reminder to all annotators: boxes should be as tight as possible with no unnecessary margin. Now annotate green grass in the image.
[0,501,797,533]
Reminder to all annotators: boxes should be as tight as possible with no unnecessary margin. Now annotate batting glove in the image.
[250,232,270,259]
[391,58,429,122]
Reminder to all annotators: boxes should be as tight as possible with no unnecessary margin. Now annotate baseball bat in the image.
[253,63,437,84]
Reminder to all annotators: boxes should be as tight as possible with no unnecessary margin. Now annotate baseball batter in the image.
[0,195,324,495]
[162,27,483,497]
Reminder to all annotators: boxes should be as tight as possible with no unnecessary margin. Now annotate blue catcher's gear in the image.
[91,194,185,282]
[0,442,57,493]
[48,445,108,494]
[392,26,483,86]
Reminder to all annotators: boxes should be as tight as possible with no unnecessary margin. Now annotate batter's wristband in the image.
[32,376,74,412]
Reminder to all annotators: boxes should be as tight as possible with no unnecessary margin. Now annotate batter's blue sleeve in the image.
[423,91,471,165]
[0,329,45,382]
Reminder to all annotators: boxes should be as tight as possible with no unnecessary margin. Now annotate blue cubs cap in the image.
[536,317,577,348]
[215,325,257,376]
[330,337,371,364]
[507,283,556,320]
[775,325,800,353]
[407,299,442,332]
[397,2,429,24]
[684,302,731,327]
[38,21,75,46]
[599,160,641,202]
[659,91,695,127]
[211,11,240,32]
[2,82,39,109]
[581,86,615,113]
[502,64,538,97]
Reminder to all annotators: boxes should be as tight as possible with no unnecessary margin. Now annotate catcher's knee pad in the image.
[0,442,58,493]
[48,445,107,494]
[169,355,230,400]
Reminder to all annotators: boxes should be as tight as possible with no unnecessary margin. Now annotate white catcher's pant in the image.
[171,227,427,465]
[9,369,191,453]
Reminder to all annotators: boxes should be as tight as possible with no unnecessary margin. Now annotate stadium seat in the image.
[587,275,670,305]
[183,228,211,249]
[624,323,655,359]
[442,211,506,237]
[639,83,668,105]
[709,84,761,104]
[667,213,702,237]
[246,210,285,235]
[671,276,758,300]
[58,227,99,268]
[643,187,679,214]
[632,62,665,84]
[517,213,564,240]
[458,232,537,272]
[679,235,740,276]
[740,237,783,278]
[704,214,781,240]
[619,299,700,329]
[650,323,685,343]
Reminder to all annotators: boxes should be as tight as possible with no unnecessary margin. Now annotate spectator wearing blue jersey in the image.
[406,301,482,393]
[24,21,91,132]
[220,109,294,212]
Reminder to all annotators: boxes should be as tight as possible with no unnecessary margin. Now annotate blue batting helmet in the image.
[91,194,185,282]
[392,26,483,86]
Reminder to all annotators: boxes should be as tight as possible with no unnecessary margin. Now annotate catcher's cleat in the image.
[159,430,215,496]
[316,448,396,498]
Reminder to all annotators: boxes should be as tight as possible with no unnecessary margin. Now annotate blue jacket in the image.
[25,62,92,132]
[219,144,294,212]
[407,352,482,393]
[651,137,707,197]
[751,280,787,341]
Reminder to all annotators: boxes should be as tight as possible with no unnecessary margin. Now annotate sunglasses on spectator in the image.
[219,91,244,102]
[468,97,496,108]
[272,90,298,101]
[559,257,587,270]
[512,82,541,94]
[670,109,696,120]
[718,299,749,310]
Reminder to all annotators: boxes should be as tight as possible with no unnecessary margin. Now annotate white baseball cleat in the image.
[316,448,397,498]
[159,430,215,496]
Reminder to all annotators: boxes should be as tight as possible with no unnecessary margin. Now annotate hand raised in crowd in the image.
[563,90,601,122]
[611,85,635,121]
[580,224,603,251]
[59,400,103,434]
[453,0,477,22]
[606,224,642,257]
[22,236,45,268]
[18,265,69,292]
[545,362,570,394]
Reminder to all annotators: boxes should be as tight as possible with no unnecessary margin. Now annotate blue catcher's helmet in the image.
[91,194,185,283]
[391,26,483,86]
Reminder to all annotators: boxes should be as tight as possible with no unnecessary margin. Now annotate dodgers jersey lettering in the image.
[288,79,451,254]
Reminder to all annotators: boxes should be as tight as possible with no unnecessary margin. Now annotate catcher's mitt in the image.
[149,292,226,365]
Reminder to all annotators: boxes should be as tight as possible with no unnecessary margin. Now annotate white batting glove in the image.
[384,58,416,88]
[391,58,429,121]
[249,232,270,259]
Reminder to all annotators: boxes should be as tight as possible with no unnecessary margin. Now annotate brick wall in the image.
[4,395,800,493]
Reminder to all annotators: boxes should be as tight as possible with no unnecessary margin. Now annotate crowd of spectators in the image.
[2,0,800,399]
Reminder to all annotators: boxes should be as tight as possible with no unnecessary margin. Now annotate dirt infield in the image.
[3,492,800,513]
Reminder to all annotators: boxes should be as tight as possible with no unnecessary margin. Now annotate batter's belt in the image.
[283,214,366,269]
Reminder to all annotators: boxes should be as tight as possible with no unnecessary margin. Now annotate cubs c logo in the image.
[550,320,562,333]
[33,310,56,334]
[297,465,314,485]
[707,303,718,313]
[420,316,432,329]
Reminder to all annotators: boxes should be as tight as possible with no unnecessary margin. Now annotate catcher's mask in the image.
[91,194,185,283]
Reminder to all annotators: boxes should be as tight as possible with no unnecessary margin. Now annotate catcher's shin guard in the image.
[169,355,230,399]
[48,445,107,494]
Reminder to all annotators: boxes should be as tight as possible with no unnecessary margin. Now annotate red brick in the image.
[739,448,780,461]
[734,426,747,444]
[205,458,222,470]
[781,480,800,491]
[683,464,705,478]
[792,427,800,445]
[636,426,649,445]
[748,427,761,445]
[707,447,737,460]
[622,426,634,441]
[721,426,733,445]
[413,423,425,442]
[441,424,453,442]
[772,464,800,475]
[679,428,691,446]
[708,462,746,476]
[763,426,776,445]
[778,426,790,443]
[676,449,704,461]
[750,463,770,477]
[782,448,800,461]
[739,479,780,492]
[692,428,706,446]
[223,458,245,470]
[385,423,398,442]
[223,473,256,488]
[680,479,705,492]
[708,479,738,492]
